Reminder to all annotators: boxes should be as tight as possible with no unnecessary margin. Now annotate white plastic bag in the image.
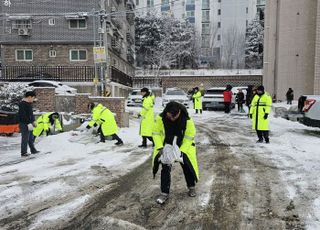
[159,136,183,164]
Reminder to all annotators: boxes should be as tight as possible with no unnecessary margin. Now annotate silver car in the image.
[162,88,189,108]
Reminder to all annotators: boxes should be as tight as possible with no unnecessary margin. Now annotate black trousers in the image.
[256,130,269,142]
[19,123,36,154]
[224,102,231,113]
[142,136,154,146]
[195,109,202,114]
[99,126,122,143]
[160,156,196,194]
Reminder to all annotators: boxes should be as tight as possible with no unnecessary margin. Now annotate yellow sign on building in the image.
[93,47,106,63]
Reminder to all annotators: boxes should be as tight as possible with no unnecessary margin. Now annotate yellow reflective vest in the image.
[140,95,154,137]
[192,91,202,110]
[33,112,62,137]
[88,104,118,136]
[249,93,272,130]
[152,115,199,181]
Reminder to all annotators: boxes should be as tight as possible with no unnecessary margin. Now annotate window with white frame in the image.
[16,49,33,61]
[49,50,57,58]
[69,49,87,61]
[69,19,87,29]
[202,10,210,22]
[186,10,195,17]
[202,23,210,34]
[48,18,55,26]
[12,20,32,29]
[187,0,195,4]
[202,0,210,9]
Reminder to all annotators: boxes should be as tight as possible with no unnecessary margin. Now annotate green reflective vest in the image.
[140,95,154,137]
[88,104,118,136]
[33,112,62,137]
[249,93,272,130]
[152,115,199,181]
[192,91,202,109]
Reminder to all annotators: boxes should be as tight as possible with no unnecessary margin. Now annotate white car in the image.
[28,80,77,95]
[202,87,226,110]
[299,95,320,127]
[127,89,143,107]
[162,88,189,108]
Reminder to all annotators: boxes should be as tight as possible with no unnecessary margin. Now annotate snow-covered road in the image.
[0,105,320,229]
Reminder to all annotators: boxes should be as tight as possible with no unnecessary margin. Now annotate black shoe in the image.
[21,153,30,157]
[188,187,196,197]
[115,141,123,146]
[31,150,40,154]
[265,140,270,144]
[256,139,263,143]
[138,144,147,148]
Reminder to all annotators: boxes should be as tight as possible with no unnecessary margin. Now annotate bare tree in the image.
[221,25,246,69]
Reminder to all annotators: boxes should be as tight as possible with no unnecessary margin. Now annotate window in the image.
[12,20,32,29]
[218,21,221,28]
[202,23,210,34]
[162,0,169,3]
[218,0,221,2]
[48,18,55,26]
[16,49,33,61]
[246,7,248,14]
[69,49,87,61]
[186,10,195,17]
[246,20,248,27]
[217,34,221,41]
[69,19,87,29]
[202,0,209,9]
[186,0,195,4]
[136,0,139,5]
[49,50,57,58]
[201,36,210,48]
[218,9,221,15]
[147,0,154,7]
[202,10,210,22]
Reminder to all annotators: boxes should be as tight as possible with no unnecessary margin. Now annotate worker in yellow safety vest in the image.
[33,112,63,137]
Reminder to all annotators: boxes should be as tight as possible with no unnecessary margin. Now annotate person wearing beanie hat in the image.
[249,85,272,143]
[138,87,154,148]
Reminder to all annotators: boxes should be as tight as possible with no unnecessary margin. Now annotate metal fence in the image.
[0,66,95,82]
[111,67,133,87]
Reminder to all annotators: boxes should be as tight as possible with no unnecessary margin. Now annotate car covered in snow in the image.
[28,80,77,95]
[162,88,189,108]
[127,89,143,107]
[298,95,320,128]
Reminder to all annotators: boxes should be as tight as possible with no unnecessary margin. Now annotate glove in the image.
[157,148,163,162]
[86,125,91,129]
[93,123,98,127]
[27,123,34,131]
[32,122,37,128]
[264,113,269,119]
[249,114,252,119]
[137,114,141,118]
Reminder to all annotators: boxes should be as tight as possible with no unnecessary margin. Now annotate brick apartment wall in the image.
[33,87,56,112]
[89,97,126,127]
[161,75,263,92]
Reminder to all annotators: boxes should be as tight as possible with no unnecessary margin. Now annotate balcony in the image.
[111,38,121,54]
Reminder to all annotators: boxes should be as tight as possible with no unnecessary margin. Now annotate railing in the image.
[0,66,95,82]
[111,66,133,87]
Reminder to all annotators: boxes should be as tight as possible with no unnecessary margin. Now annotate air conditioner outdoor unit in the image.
[18,28,30,36]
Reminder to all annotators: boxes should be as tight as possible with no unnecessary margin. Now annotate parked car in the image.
[298,95,320,128]
[127,89,143,107]
[162,88,189,108]
[202,87,227,110]
[28,80,77,95]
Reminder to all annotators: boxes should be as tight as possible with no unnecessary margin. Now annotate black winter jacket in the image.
[18,100,35,124]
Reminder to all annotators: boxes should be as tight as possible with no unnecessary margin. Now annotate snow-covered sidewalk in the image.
[0,119,151,228]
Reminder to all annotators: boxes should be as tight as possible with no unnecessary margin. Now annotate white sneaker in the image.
[156,193,169,204]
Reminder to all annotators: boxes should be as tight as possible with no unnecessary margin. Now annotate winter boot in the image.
[156,193,169,204]
[138,144,147,148]
[256,139,263,143]
[188,187,196,197]
[21,153,30,157]
[115,141,123,146]
[31,150,40,154]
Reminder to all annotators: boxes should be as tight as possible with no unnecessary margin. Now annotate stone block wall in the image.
[33,87,55,112]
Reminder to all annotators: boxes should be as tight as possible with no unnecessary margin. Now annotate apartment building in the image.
[264,0,320,100]
[136,0,257,68]
[0,0,135,96]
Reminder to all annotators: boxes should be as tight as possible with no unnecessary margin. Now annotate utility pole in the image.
[102,0,110,97]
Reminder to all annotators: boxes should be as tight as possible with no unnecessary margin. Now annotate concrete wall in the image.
[264,0,318,100]
[314,0,320,94]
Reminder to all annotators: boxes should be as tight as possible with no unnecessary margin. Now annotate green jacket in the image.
[152,115,199,181]
[33,112,62,137]
[88,104,118,136]
[140,95,154,137]
[249,93,272,130]
[192,91,202,110]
